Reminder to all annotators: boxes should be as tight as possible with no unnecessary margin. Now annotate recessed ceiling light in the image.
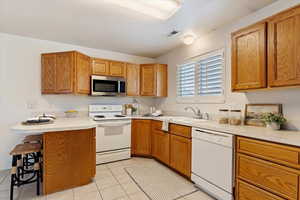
[104,0,183,20]
[182,34,196,45]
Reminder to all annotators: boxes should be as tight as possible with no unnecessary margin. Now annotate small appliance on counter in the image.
[64,110,78,118]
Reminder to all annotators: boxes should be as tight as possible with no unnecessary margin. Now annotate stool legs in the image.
[34,152,40,195]
[10,155,17,200]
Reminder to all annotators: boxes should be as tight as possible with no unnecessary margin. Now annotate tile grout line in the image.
[124,165,200,200]
[107,165,132,200]
[124,167,152,200]
[173,189,199,200]
[95,164,109,200]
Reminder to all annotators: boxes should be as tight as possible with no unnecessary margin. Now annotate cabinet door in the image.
[126,63,140,96]
[268,7,300,87]
[156,64,168,97]
[236,153,298,200]
[170,135,191,177]
[41,54,56,94]
[131,120,151,156]
[140,64,156,96]
[236,180,284,200]
[109,61,126,77]
[231,23,267,91]
[43,128,95,194]
[91,58,109,76]
[152,129,170,165]
[55,52,74,93]
[75,52,91,94]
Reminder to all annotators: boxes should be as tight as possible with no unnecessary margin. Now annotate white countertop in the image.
[12,116,300,147]
[11,118,98,134]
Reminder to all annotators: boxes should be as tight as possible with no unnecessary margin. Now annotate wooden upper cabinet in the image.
[109,61,126,77]
[140,64,168,97]
[140,64,156,96]
[53,52,74,93]
[41,51,91,95]
[91,58,109,76]
[156,64,168,97]
[231,22,267,91]
[75,52,91,94]
[268,7,300,87]
[126,63,140,96]
[41,54,56,94]
[131,120,152,156]
[91,59,126,77]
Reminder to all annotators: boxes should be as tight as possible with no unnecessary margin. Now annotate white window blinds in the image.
[177,63,195,97]
[177,49,224,102]
[198,53,224,96]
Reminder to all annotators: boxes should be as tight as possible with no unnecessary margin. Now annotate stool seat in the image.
[23,134,43,143]
[10,143,41,155]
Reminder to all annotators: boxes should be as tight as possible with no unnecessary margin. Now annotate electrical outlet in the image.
[26,100,38,110]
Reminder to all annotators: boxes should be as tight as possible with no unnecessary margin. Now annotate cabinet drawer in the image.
[236,180,284,200]
[237,137,300,168]
[152,120,162,131]
[237,153,299,199]
[169,124,191,138]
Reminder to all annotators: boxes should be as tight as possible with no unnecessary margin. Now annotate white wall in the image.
[156,0,300,130]
[0,33,155,170]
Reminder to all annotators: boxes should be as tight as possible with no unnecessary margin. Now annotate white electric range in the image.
[89,105,131,165]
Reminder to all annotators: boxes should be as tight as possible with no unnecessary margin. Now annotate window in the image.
[177,49,225,103]
[177,62,196,97]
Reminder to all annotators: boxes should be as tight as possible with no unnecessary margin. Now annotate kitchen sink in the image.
[168,117,208,124]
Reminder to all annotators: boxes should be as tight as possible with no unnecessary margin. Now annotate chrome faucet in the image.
[184,106,203,119]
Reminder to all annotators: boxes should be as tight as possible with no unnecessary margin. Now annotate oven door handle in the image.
[97,121,131,127]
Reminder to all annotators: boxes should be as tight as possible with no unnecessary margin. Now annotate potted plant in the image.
[261,113,287,130]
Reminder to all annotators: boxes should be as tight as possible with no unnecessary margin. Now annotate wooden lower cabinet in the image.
[131,120,191,178]
[43,128,96,194]
[170,134,191,178]
[236,180,284,200]
[131,120,152,156]
[236,136,300,200]
[151,129,170,165]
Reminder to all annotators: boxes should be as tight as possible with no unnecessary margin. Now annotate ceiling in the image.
[0,0,277,58]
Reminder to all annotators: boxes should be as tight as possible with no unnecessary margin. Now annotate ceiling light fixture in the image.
[182,34,196,45]
[104,0,183,20]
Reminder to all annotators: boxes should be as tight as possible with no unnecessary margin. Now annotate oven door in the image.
[96,120,131,152]
[91,75,126,96]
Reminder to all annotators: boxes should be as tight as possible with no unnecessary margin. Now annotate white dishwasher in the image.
[191,128,234,200]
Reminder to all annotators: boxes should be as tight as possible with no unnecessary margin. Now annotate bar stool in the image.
[22,134,43,172]
[23,134,43,144]
[10,143,42,200]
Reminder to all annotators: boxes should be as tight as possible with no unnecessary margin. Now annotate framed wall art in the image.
[244,104,282,127]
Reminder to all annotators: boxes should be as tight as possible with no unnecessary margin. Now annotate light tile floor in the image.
[0,158,215,200]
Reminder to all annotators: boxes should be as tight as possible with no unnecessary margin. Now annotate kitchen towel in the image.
[162,120,169,132]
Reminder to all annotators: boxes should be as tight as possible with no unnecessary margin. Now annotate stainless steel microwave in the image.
[91,75,126,96]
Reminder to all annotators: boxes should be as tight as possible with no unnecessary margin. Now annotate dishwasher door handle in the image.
[194,129,230,138]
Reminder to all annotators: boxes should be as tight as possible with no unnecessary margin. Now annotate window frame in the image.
[176,49,225,104]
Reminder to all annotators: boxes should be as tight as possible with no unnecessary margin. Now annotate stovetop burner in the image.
[94,115,105,118]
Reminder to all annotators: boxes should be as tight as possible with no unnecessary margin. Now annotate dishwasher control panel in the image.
[192,128,233,148]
